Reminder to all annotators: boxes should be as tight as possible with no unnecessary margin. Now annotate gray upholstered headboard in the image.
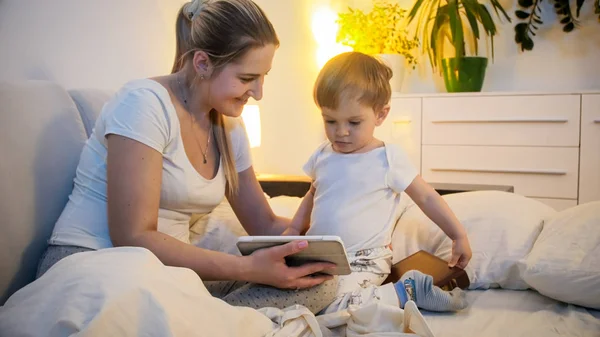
[0,81,112,304]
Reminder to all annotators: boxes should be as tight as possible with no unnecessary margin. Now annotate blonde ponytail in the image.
[211,110,239,196]
[172,6,192,74]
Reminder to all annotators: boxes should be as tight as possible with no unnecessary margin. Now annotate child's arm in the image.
[404,175,472,269]
[281,183,316,236]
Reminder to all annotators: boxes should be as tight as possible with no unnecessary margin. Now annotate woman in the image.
[37,0,336,314]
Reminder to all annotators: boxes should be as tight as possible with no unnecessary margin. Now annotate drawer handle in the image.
[431,167,567,175]
[594,119,600,123]
[431,118,569,124]
[393,119,412,124]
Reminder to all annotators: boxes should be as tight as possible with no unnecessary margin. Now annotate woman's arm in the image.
[404,175,472,268]
[226,167,292,236]
[107,134,332,287]
[107,134,245,281]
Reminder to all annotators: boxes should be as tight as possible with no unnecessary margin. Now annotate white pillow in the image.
[521,201,600,309]
[189,200,248,255]
[392,191,556,289]
[268,196,303,218]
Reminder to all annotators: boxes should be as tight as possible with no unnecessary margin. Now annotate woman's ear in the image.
[375,104,390,126]
[192,50,212,78]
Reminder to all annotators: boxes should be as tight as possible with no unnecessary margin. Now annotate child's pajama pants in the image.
[321,246,401,314]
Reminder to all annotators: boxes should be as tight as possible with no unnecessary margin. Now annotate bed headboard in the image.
[0,81,112,305]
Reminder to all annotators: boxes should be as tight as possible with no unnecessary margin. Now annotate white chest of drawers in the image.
[378,92,600,211]
[580,94,600,204]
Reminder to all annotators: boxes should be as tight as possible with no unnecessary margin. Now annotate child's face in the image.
[321,98,387,154]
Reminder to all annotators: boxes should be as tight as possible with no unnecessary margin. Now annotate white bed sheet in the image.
[422,289,600,337]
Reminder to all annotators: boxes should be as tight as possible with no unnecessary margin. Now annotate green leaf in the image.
[478,4,497,36]
[522,37,534,50]
[447,0,465,57]
[563,21,575,31]
[465,7,481,40]
[435,25,452,74]
[518,0,534,7]
[553,0,579,30]
[476,4,496,58]
[576,0,584,17]
[533,17,543,24]
[514,23,528,44]
[461,0,482,55]
[514,23,534,51]
[515,10,530,19]
[407,0,426,23]
[421,0,442,67]
[430,6,448,69]
[515,22,529,34]
[489,0,512,22]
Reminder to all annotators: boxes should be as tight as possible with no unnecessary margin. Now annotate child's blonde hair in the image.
[314,52,393,111]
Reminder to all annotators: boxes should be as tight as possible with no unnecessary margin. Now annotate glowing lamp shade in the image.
[312,7,352,69]
[241,105,261,148]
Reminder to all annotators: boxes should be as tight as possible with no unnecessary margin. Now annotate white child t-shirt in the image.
[49,79,252,249]
[303,141,418,252]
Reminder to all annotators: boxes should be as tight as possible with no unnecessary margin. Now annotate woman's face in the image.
[206,44,276,118]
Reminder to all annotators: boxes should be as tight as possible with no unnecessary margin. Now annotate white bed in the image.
[1,191,599,336]
[189,191,600,336]
[424,289,600,337]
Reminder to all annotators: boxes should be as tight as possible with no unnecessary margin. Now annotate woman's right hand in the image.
[242,240,335,290]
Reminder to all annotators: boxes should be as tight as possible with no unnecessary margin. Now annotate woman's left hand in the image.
[449,236,472,269]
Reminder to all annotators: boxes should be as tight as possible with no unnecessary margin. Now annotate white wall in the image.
[0,0,184,91]
[250,0,328,175]
[1,0,598,175]
[0,0,326,175]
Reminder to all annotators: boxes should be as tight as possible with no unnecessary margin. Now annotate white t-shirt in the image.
[303,142,417,252]
[49,79,252,249]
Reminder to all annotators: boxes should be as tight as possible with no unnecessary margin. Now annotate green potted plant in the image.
[514,0,600,51]
[406,0,511,92]
[336,0,419,92]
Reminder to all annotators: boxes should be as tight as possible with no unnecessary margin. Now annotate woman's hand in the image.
[449,235,472,269]
[242,240,335,289]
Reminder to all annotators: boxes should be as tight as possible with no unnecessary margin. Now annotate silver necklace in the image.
[176,74,213,164]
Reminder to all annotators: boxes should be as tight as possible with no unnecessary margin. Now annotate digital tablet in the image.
[236,235,352,275]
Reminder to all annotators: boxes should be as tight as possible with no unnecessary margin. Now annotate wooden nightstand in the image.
[429,182,514,196]
[257,174,514,198]
[257,174,312,198]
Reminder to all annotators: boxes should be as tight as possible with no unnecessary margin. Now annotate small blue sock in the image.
[393,278,413,308]
[393,270,468,312]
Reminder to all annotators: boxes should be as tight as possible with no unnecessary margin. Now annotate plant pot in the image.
[377,54,406,92]
[441,57,488,93]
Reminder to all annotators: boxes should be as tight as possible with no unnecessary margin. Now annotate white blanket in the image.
[0,247,434,337]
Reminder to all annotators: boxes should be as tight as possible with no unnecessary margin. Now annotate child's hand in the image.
[449,236,472,269]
